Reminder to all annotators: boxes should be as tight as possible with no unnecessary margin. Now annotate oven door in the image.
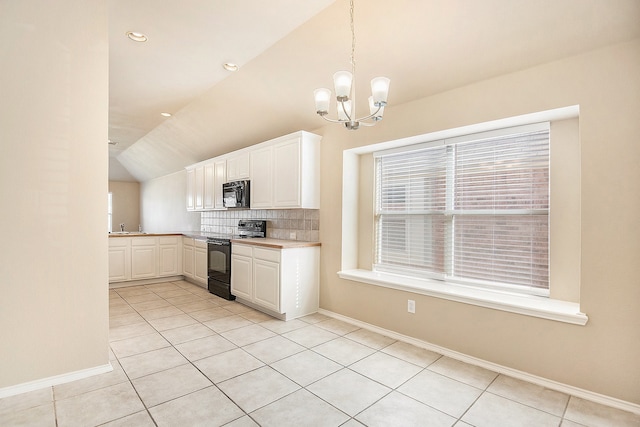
[207,240,234,300]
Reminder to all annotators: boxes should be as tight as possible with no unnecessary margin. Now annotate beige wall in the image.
[109,181,140,232]
[140,171,201,233]
[316,39,640,404]
[0,0,109,390]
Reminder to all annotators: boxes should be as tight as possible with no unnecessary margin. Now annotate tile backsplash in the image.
[201,209,319,241]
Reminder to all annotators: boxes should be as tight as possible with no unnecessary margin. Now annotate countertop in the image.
[108,232,320,248]
[230,238,321,249]
[108,232,182,237]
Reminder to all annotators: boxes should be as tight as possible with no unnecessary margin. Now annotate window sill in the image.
[337,269,588,325]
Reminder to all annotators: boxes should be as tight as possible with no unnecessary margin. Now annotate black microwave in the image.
[223,180,250,208]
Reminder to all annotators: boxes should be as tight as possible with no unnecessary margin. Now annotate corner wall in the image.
[140,171,201,233]
[0,1,109,390]
[109,181,140,232]
[317,39,640,404]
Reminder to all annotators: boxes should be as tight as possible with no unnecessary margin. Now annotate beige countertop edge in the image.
[108,233,320,248]
[108,233,183,237]
[230,238,321,249]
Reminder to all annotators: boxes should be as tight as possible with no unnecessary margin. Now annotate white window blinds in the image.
[374,123,550,294]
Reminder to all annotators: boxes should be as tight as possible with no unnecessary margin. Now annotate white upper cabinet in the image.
[249,131,321,209]
[226,151,250,181]
[186,131,321,211]
[194,165,204,210]
[203,162,216,210]
[187,158,227,212]
[186,168,195,210]
[249,145,273,209]
[214,159,226,209]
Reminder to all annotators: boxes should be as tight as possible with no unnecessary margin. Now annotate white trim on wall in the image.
[0,363,113,399]
[318,308,640,416]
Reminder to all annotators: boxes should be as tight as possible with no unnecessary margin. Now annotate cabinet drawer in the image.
[233,244,252,257]
[131,237,157,246]
[183,237,194,246]
[109,238,129,247]
[253,247,280,263]
[195,239,207,249]
[159,236,179,245]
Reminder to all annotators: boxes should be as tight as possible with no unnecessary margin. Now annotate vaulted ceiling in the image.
[108,0,640,182]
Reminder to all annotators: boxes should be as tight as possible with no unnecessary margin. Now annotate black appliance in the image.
[207,219,266,300]
[222,180,250,208]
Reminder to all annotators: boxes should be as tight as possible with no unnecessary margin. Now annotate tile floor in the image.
[1,280,638,427]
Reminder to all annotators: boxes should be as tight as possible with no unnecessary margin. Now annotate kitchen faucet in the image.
[120,223,125,232]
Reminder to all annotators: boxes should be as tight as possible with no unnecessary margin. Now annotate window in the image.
[374,123,550,296]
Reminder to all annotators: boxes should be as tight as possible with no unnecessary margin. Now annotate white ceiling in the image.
[108,0,640,182]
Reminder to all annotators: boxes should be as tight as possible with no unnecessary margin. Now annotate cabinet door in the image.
[183,244,194,278]
[253,259,280,312]
[231,255,252,300]
[158,242,180,276]
[214,159,226,209]
[194,166,205,210]
[273,138,301,208]
[227,152,250,181]
[203,162,215,210]
[195,247,208,285]
[249,145,273,208]
[186,168,195,210]
[108,244,130,282]
[131,244,157,279]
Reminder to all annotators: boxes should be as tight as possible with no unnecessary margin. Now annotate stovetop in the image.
[206,220,267,242]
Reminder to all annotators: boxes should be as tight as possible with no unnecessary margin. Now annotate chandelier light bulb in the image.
[333,71,353,100]
[371,77,390,106]
[314,88,332,114]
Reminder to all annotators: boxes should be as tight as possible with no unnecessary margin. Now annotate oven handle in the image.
[208,241,230,246]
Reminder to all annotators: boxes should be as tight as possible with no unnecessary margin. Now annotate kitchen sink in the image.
[109,231,147,235]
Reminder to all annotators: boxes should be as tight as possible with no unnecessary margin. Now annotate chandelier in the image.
[313,0,390,130]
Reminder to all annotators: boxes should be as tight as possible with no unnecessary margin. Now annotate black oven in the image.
[206,219,266,301]
[207,238,234,300]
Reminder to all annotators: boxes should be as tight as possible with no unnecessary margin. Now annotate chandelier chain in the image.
[350,0,356,76]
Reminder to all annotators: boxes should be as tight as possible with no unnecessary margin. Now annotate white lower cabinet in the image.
[109,236,182,284]
[182,237,207,287]
[109,238,131,282]
[194,239,208,285]
[230,253,252,300]
[131,237,157,279]
[159,236,182,276]
[182,237,195,279]
[231,243,319,320]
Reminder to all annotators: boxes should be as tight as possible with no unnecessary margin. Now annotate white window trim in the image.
[338,269,587,325]
[341,105,588,325]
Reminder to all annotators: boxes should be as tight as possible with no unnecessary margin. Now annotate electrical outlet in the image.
[407,299,415,313]
[289,231,296,239]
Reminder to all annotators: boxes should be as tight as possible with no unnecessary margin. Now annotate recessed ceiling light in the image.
[160,112,172,117]
[126,31,148,42]
[223,63,239,72]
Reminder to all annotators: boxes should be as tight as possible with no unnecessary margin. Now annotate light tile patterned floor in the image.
[1,280,638,427]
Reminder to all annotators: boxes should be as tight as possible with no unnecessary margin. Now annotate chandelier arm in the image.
[353,104,382,122]
[318,115,348,124]
[339,98,354,122]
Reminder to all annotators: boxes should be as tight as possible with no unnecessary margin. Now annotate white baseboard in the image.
[109,275,183,289]
[318,308,640,416]
[0,363,113,399]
